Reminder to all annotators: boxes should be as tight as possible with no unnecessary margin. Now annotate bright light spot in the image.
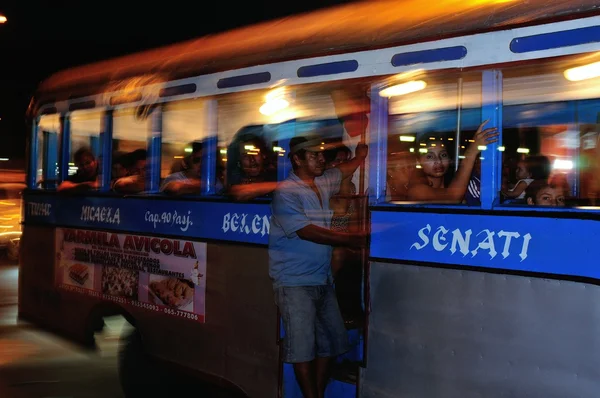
[380,80,427,98]
[184,147,192,153]
[459,155,466,159]
[416,165,422,169]
[517,148,530,154]
[420,143,426,146]
[244,145,257,151]
[259,98,289,116]
[553,159,574,170]
[173,156,183,159]
[273,146,285,153]
[564,61,600,82]
[0,158,8,161]
[497,146,505,152]
[219,149,227,154]
[399,135,415,142]
[477,145,487,151]
[0,16,6,24]
[409,148,415,152]
[419,148,428,153]
[447,138,454,141]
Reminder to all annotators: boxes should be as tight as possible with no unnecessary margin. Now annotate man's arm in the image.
[58,180,97,193]
[161,179,201,195]
[296,224,367,248]
[337,142,368,180]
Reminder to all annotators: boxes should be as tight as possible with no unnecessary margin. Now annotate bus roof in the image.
[36,0,600,102]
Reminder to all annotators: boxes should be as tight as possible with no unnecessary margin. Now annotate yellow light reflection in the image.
[564,61,600,82]
[0,16,6,24]
[380,81,427,98]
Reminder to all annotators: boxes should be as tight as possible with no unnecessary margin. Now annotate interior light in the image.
[564,61,600,82]
[173,156,184,159]
[184,147,192,153]
[416,165,422,169]
[259,98,289,116]
[399,135,415,142]
[419,148,428,153]
[0,158,8,161]
[244,145,257,151]
[219,149,227,154]
[553,159,574,170]
[409,148,415,152]
[380,80,427,98]
[497,146,505,152]
[0,16,6,24]
[478,145,487,151]
[517,148,530,154]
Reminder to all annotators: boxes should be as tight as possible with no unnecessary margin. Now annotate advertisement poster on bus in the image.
[54,228,207,323]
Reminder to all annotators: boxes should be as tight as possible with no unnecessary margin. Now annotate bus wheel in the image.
[118,329,163,397]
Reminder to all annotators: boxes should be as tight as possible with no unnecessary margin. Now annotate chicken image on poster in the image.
[101,266,139,300]
[63,262,94,290]
[148,275,194,312]
[54,228,208,323]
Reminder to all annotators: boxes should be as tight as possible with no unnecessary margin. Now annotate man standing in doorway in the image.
[269,134,368,398]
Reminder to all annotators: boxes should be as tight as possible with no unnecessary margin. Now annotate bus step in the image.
[330,359,359,384]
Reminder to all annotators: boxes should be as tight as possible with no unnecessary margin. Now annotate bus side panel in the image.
[360,261,600,398]
[18,225,92,345]
[139,242,279,398]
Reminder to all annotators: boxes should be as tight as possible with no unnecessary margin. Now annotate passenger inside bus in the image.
[112,149,147,194]
[326,143,358,275]
[501,155,550,200]
[386,151,417,201]
[160,141,204,195]
[406,120,498,203]
[57,147,99,193]
[111,151,128,183]
[325,142,364,325]
[525,179,566,206]
[227,133,277,201]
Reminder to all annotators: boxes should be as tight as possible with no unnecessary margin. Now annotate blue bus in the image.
[20,1,600,397]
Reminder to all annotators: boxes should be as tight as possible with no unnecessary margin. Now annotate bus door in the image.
[278,86,371,398]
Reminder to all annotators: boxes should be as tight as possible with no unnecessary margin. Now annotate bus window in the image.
[384,71,485,204]
[112,108,149,194]
[160,99,215,195]
[37,114,60,189]
[502,55,600,206]
[69,110,103,185]
[218,90,277,201]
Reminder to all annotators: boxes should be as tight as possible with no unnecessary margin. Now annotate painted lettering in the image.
[410,225,531,261]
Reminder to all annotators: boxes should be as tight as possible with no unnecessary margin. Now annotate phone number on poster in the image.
[163,307,199,321]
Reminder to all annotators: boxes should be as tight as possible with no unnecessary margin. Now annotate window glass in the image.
[218,90,277,200]
[502,55,600,207]
[384,71,483,204]
[160,99,214,195]
[69,111,103,183]
[111,107,149,193]
[37,114,60,189]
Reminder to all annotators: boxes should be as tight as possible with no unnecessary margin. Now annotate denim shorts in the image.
[275,285,350,363]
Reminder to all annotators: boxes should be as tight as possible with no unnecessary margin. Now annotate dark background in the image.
[0,0,355,161]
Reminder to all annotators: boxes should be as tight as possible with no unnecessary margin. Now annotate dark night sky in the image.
[0,0,354,160]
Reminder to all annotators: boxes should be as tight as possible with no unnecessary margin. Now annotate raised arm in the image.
[408,120,498,203]
[337,142,368,180]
